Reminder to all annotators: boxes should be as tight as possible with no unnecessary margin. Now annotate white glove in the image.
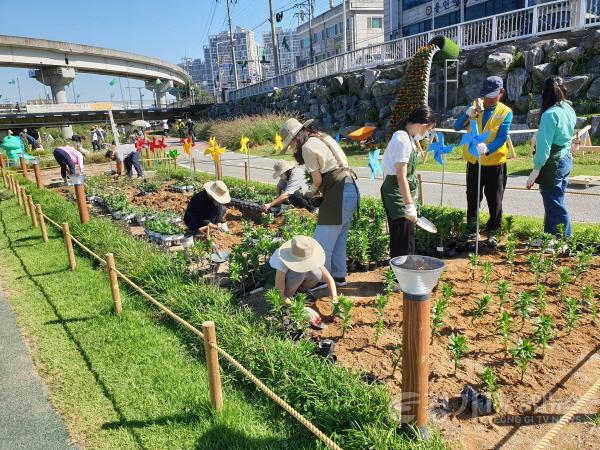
[218,222,229,232]
[466,106,477,118]
[476,143,488,155]
[404,203,418,223]
[526,169,540,189]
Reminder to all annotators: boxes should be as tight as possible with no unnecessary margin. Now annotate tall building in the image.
[261,28,299,77]
[295,0,384,67]
[178,57,212,93]
[385,0,536,40]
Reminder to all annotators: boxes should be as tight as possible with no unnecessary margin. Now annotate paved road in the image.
[0,292,73,450]
[174,140,600,224]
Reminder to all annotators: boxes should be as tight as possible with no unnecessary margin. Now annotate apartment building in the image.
[261,27,300,77]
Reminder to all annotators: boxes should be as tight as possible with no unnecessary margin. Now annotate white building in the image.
[295,0,384,67]
[385,0,540,40]
[261,28,300,77]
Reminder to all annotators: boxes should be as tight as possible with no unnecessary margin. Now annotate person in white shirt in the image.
[105,144,143,178]
[262,160,313,213]
[52,143,85,184]
[381,106,436,257]
[91,127,100,151]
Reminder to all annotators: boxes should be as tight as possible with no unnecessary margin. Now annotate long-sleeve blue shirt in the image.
[534,102,576,170]
[454,105,513,154]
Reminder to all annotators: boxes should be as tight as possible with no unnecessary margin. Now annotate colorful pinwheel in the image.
[168,149,179,159]
[204,136,226,162]
[274,132,283,152]
[134,137,147,151]
[459,120,491,159]
[368,149,383,181]
[182,137,195,156]
[239,135,250,154]
[427,132,455,165]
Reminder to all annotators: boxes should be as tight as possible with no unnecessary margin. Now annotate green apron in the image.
[380,147,419,220]
[317,167,350,225]
[536,144,564,189]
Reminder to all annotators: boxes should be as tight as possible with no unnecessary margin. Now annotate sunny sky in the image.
[0,0,336,104]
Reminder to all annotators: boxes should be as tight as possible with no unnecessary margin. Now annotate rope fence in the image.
[0,167,343,450]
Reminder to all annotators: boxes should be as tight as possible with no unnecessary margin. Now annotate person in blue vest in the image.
[455,76,513,246]
[526,76,576,239]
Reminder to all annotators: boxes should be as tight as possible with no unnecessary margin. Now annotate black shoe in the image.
[334,277,347,287]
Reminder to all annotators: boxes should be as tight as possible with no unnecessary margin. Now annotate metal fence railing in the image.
[228,0,600,102]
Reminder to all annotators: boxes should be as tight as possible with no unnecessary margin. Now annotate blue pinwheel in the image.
[368,148,383,181]
[335,132,341,143]
[427,131,455,165]
[459,120,491,159]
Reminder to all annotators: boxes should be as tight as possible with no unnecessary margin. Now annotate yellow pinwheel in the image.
[204,136,226,162]
[274,132,283,152]
[182,137,194,156]
[239,135,250,154]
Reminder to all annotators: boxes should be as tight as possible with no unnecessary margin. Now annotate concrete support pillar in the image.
[36,67,76,138]
[145,79,173,107]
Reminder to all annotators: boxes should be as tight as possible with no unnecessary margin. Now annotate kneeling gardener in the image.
[184,180,230,236]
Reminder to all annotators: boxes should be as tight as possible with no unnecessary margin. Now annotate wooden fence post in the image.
[105,253,122,314]
[1,167,7,188]
[192,158,197,175]
[244,162,249,181]
[22,187,31,217]
[202,321,223,412]
[37,204,48,243]
[0,153,5,168]
[62,222,76,271]
[28,195,38,228]
[33,162,43,188]
[73,183,90,224]
[19,156,28,178]
[16,184,23,206]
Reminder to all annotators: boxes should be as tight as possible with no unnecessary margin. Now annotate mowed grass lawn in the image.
[0,195,314,449]
[245,142,600,177]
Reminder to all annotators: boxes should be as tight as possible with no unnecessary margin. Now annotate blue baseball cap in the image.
[480,76,504,98]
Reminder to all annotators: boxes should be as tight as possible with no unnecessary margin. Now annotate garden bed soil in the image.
[306,248,600,450]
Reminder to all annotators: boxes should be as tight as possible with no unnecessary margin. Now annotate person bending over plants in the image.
[105,143,144,178]
[267,236,337,304]
[381,106,436,257]
[262,159,315,214]
[279,118,359,287]
[52,137,87,185]
[183,180,230,237]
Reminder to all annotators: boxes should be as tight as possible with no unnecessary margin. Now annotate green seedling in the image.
[558,267,571,300]
[448,333,468,373]
[390,344,402,377]
[533,314,554,358]
[290,293,309,333]
[481,367,500,412]
[535,284,547,313]
[374,294,389,344]
[265,288,285,319]
[383,269,396,298]
[528,254,543,285]
[337,294,353,336]
[583,285,597,323]
[472,294,492,320]
[497,311,513,351]
[564,297,581,334]
[574,249,594,279]
[468,253,479,280]
[431,296,450,340]
[510,338,536,383]
[441,282,454,302]
[481,261,493,292]
[261,213,275,226]
[514,292,534,328]
[497,279,511,308]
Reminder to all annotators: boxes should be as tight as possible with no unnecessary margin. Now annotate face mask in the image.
[413,130,431,141]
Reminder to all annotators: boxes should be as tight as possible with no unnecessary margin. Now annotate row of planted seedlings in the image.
[430,222,599,415]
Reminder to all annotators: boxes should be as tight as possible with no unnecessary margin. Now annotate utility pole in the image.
[342,0,348,52]
[308,0,314,65]
[226,0,239,89]
[268,0,280,76]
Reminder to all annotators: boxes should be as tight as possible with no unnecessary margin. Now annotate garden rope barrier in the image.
[531,376,600,450]
[6,174,343,450]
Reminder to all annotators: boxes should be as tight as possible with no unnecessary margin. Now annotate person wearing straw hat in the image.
[183,180,230,236]
[269,235,337,301]
[262,159,312,214]
[279,118,359,287]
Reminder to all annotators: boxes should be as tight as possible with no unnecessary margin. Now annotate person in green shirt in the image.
[526,76,575,237]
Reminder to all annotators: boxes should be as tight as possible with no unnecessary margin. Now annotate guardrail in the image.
[228,0,599,101]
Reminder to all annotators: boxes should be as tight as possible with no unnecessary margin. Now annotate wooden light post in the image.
[390,255,445,439]
[71,174,89,224]
[19,156,28,178]
[33,160,43,188]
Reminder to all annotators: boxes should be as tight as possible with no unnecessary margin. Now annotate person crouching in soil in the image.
[184,180,230,237]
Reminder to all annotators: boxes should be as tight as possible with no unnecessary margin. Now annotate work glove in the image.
[466,106,478,118]
[404,203,418,223]
[476,143,488,156]
[526,169,540,189]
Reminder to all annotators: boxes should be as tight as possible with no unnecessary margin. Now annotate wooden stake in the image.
[16,185,23,206]
[244,161,249,181]
[202,321,223,412]
[22,188,31,217]
[37,204,48,243]
[417,174,424,206]
[105,253,122,315]
[19,156,28,178]
[146,149,152,167]
[401,296,431,434]
[1,167,7,188]
[192,158,197,174]
[0,153,5,168]
[507,136,517,159]
[28,195,38,228]
[62,222,76,271]
[33,162,43,188]
[74,184,90,224]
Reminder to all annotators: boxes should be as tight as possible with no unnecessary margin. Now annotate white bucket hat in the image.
[279,118,314,153]
[279,236,325,273]
[272,160,297,179]
[203,180,231,204]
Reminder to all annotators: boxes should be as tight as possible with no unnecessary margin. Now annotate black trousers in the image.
[53,148,75,179]
[466,162,507,233]
[387,216,415,258]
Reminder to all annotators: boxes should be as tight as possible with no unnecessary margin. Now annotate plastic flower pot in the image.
[112,211,123,220]
[171,234,184,245]
[170,216,183,224]
[70,174,86,186]
[428,35,460,61]
[122,213,135,222]
[181,235,194,248]
[86,195,96,203]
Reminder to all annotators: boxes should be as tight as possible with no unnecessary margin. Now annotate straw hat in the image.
[279,118,314,153]
[203,180,231,204]
[279,236,325,273]
[272,159,296,179]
